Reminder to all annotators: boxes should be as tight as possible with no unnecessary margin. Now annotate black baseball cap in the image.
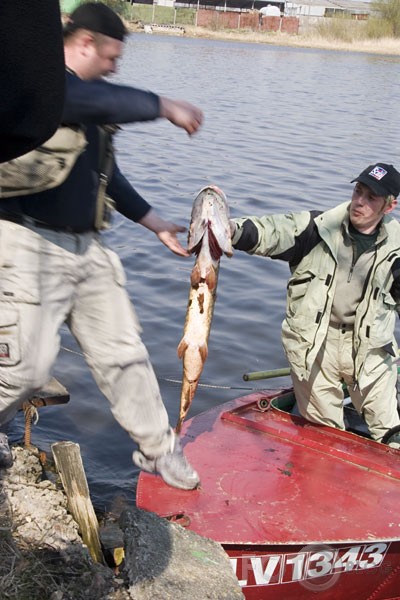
[64,2,127,41]
[351,163,400,198]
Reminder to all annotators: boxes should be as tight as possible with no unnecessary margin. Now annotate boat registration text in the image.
[230,542,390,588]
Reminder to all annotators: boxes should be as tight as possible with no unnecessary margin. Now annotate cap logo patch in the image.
[369,166,387,181]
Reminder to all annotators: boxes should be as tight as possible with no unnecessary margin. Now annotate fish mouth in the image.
[206,184,226,198]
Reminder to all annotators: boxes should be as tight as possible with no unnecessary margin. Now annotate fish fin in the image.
[205,266,218,291]
[177,338,188,359]
[199,342,208,363]
[190,263,202,287]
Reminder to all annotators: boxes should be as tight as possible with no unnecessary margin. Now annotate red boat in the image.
[136,387,400,599]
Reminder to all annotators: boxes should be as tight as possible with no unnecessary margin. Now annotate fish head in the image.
[188,185,233,258]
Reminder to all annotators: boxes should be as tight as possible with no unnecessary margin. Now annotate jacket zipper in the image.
[347,240,356,282]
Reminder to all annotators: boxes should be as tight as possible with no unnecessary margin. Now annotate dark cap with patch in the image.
[351,163,400,198]
[64,2,127,41]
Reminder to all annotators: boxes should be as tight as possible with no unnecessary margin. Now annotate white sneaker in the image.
[133,438,200,490]
[0,433,13,469]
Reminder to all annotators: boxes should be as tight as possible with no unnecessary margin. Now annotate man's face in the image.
[349,182,396,234]
[83,35,123,80]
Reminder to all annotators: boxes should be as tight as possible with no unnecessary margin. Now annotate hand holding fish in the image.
[139,209,189,256]
[176,186,233,432]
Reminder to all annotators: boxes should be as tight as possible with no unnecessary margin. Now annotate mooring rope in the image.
[59,344,266,392]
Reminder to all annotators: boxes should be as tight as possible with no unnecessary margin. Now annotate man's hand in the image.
[157,226,189,257]
[159,97,203,135]
[139,209,189,257]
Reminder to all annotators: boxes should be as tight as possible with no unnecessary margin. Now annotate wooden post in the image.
[51,441,104,564]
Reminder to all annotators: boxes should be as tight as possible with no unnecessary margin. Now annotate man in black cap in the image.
[0,2,203,489]
[230,162,400,446]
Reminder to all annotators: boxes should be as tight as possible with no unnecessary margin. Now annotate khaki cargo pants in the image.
[0,220,173,458]
[291,324,400,442]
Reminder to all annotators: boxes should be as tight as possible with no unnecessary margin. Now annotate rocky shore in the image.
[0,445,244,600]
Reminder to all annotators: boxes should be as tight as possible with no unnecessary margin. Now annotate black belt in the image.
[329,321,354,331]
[0,212,93,234]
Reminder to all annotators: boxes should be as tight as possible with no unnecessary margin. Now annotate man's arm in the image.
[63,73,203,135]
[108,165,189,257]
[230,210,315,263]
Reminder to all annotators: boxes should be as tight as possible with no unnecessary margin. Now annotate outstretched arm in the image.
[63,73,203,135]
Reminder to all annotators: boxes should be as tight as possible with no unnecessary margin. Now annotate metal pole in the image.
[244,365,400,382]
[243,367,291,381]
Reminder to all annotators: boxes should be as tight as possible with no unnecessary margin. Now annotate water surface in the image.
[11,34,400,509]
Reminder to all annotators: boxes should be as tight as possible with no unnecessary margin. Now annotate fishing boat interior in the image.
[272,386,400,446]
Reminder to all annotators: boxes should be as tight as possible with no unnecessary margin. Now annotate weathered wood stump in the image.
[51,440,103,564]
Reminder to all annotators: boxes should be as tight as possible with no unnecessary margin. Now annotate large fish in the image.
[176,185,232,433]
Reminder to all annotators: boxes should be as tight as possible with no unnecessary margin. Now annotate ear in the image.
[77,31,96,55]
[384,198,397,214]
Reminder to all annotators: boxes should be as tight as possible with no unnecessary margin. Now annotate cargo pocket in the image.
[0,309,20,366]
[0,222,41,304]
[102,247,127,287]
[105,245,144,337]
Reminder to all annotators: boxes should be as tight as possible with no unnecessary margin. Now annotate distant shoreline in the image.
[128,23,400,57]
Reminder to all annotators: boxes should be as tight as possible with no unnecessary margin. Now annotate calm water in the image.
[10,35,400,509]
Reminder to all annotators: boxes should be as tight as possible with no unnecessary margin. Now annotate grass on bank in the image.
[0,535,105,600]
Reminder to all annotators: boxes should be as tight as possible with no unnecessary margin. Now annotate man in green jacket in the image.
[231,163,400,445]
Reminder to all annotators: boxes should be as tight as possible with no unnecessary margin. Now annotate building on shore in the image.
[284,1,371,19]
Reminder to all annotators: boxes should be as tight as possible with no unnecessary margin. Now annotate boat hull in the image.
[137,389,400,599]
[226,541,400,599]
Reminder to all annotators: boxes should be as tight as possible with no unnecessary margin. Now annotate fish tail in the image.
[176,377,196,433]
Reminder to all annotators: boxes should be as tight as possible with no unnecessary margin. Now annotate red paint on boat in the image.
[137,389,400,599]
